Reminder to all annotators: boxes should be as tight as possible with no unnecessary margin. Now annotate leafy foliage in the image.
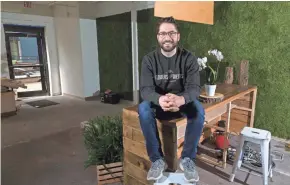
[137,2,290,138]
[83,115,123,168]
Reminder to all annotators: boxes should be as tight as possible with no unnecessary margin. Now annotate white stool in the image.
[229,127,272,185]
[154,171,197,185]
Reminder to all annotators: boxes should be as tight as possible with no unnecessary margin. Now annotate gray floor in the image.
[1,95,132,185]
[2,127,97,185]
[2,95,290,185]
[2,95,132,148]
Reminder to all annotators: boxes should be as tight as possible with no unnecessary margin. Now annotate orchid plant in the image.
[197,49,224,85]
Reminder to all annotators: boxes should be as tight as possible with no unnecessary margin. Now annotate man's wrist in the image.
[180,96,186,105]
[181,93,190,104]
[154,94,162,106]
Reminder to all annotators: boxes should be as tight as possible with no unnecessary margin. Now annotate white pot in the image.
[205,84,216,97]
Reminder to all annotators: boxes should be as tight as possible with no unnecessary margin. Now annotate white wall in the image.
[53,4,84,98]
[79,1,155,19]
[80,19,100,97]
[1,1,53,17]
[1,6,102,98]
[1,12,61,96]
[1,23,9,78]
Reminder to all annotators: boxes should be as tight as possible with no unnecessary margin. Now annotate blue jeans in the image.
[138,99,205,162]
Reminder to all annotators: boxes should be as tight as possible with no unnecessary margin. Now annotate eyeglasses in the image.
[157,31,178,38]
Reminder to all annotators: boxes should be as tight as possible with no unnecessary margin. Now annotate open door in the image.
[4,24,50,97]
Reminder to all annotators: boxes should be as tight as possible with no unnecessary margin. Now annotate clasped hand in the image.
[158,93,185,112]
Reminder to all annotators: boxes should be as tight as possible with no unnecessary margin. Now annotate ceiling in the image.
[24,1,99,6]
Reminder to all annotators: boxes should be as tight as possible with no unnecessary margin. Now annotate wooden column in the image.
[224,67,234,84]
[238,60,249,86]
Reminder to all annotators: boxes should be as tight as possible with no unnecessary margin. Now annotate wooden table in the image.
[122,84,257,185]
[196,84,257,168]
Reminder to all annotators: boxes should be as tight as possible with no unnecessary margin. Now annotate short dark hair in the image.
[156,16,179,34]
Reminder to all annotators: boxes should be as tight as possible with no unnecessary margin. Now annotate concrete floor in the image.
[195,153,290,185]
[1,95,132,148]
[2,127,97,185]
[2,95,290,185]
[1,95,132,185]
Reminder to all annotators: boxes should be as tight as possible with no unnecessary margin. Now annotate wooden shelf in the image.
[204,103,237,131]
[234,106,252,112]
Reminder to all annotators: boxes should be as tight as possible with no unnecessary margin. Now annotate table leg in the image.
[250,89,257,127]
[223,102,232,168]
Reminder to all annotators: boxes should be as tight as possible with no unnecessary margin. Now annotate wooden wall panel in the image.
[123,137,150,161]
[123,160,153,185]
[124,150,151,172]
[124,173,148,185]
[154,1,214,25]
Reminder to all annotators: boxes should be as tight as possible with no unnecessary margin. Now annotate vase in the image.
[205,84,216,96]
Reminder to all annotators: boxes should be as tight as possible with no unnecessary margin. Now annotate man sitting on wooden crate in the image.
[139,16,205,183]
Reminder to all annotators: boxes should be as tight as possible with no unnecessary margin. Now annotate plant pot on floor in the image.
[205,84,217,96]
[97,162,123,185]
[82,116,123,184]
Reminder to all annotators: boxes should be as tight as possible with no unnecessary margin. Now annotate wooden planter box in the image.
[97,162,123,185]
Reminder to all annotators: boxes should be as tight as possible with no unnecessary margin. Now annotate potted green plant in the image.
[83,115,123,184]
[198,49,224,96]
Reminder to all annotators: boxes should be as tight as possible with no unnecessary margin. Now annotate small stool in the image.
[229,127,272,185]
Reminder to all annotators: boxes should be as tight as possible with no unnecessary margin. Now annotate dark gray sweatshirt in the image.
[140,47,201,106]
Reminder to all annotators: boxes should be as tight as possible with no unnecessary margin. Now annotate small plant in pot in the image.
[198,49,224,96]
[83,115,123,183]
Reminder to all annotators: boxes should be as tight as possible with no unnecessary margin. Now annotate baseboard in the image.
[1,110,17,118]
[63,93,101,101]
[63,93,85,100]
[84,95,100,101]
[52,92,62,96]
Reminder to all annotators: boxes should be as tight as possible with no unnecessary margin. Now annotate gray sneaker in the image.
[179,157,199,182]
[147,159,168,181]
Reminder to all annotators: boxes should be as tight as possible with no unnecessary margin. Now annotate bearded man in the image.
[138,16,205,183]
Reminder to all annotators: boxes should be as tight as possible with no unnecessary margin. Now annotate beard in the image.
[158,40,178,52]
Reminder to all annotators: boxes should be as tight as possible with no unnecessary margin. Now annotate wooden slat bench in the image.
[122,84,257,185]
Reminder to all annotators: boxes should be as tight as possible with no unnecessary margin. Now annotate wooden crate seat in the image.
[122,84,257,185]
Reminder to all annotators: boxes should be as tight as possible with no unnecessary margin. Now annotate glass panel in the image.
[9,36,39,66]
[14,66,42,92]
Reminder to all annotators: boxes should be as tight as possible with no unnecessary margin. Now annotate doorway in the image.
[4,24,50,97]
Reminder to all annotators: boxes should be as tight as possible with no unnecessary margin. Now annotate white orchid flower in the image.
[197,58,203,71]
[201,57,207,68]
[208,49,223,61]
[209,49,217,56]
[213,50,218,56]
[197,57,208,71]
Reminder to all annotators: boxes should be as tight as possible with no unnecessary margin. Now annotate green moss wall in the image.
[97,12,133,100]
[137,2,290,138]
